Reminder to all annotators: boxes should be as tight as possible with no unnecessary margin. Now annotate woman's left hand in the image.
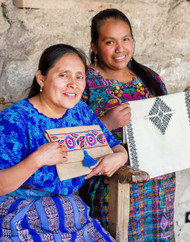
[85,144,127,179]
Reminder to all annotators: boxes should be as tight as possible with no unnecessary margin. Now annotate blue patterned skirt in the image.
[0,194,115,242]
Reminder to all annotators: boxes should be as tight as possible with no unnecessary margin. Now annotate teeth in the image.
[115,56,125,60]
[66,93,75,96]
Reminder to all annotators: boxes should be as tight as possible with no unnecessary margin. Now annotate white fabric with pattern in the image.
[123,91,190,178]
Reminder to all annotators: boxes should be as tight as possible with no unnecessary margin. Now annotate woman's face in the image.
[39,53,86,115]
[93,19,134,71]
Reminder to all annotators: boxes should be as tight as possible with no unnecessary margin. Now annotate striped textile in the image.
[0,194,115,242]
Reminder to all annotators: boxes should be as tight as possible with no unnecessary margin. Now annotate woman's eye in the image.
[123,37,129,42]
[76,75,83,80]
[60,73,68,79]
[105,40,113,45]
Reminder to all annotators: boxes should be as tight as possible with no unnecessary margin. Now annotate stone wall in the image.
[0,0,190,241]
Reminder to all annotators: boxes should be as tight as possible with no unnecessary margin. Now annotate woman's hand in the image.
[85,144,127,179]
[184,86,190,100]
[32,142,68,169]
[100,103,131,131]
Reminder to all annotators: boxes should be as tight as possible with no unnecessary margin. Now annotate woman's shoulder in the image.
[86,66,101,78]
[75,100,93,112]
[0,99,29,117]
[0,99,40,131]
[0,100,31,145]
[142,65,167,94]
[73,100,98,120]
[142,65,163,82]
[85,66,114,89]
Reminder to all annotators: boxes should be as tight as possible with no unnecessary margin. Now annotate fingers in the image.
[89,159,101,169]
[117,104,131,116]
[113,104,131,126]
[119,103,130,109]
[85,157,116,179]
[85,168,101,179]
[85,166,114,179]
[85,158,103,179]
[59,145,68,157]
[38,142,68,166]
[184,86,190,91]
[115,103,131,112]
[51,142,67,154]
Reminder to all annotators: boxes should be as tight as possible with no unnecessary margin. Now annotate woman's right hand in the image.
[100,103,131,131]
[32,142,68,169]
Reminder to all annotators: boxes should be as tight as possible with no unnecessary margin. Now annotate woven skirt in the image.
[0,194,115,242]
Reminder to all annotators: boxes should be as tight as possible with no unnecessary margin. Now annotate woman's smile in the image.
[113,55,127,62]
[64,92,77,97]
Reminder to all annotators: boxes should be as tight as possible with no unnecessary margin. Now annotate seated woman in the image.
[0,44,127,241]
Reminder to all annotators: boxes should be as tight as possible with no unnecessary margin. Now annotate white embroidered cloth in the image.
[123,91,190,178]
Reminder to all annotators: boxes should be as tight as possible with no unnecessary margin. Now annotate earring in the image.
[94,54,97,67]
[40,86,43,92]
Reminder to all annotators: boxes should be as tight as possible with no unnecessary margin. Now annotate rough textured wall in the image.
[1,0,190,102]
[0,0,190,241]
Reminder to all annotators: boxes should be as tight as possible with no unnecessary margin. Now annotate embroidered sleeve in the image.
[0,107,28,170]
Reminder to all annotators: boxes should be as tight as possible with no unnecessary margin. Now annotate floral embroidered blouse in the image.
[82,67,167,144]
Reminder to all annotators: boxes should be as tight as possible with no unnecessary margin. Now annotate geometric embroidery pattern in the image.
[47,129,108,152]
[126,122,139,168]
[125,92,190,175]
[145,97,175,135]
[185,91,190,124]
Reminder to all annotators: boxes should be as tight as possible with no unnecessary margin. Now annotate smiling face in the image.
[37,53,86,116]
[92,19,134,72]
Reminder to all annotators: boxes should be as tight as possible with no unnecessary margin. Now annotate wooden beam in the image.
[13,0,119,9]
[108,166,150,241]
[109,177,130,241]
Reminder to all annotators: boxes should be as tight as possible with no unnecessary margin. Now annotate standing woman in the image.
[80,8,176,241]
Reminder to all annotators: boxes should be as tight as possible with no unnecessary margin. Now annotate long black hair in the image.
[90,8,164,96]
[27,44,87,98]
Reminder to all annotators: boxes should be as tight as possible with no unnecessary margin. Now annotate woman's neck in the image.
[28,95,66,119]
[90,64,136,84]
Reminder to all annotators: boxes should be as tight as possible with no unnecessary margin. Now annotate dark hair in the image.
[90,8,164,96]
[27,44,87,98]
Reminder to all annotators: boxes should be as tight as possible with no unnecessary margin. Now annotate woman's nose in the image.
[67,78,77,88]
[115,42,124,52]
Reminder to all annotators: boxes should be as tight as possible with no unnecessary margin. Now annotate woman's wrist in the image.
[24,151,42,171]
[112,144,128,166]
[99,115,113,131]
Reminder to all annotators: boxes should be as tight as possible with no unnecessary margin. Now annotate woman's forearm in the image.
[99,115,113,131]
[0,153,39,196]
[112,144,128,166]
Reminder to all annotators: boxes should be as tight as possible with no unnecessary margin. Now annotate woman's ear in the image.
[36,70,44,88]
[91,42,97,54]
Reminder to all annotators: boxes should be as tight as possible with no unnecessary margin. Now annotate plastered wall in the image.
[0,0,190,241]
